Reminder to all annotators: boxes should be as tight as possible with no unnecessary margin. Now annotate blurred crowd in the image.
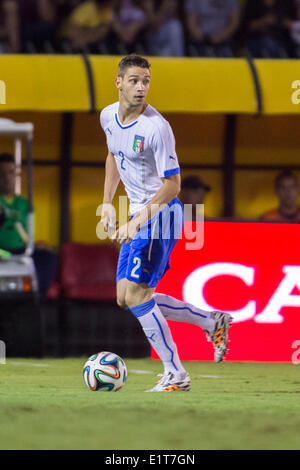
[0,0,300,58]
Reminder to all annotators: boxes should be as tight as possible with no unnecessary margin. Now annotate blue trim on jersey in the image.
[164,168,180,177]
[152,312,178,371]
[115,113,138,130]
[130,298,155,318]
[157,303,207,319]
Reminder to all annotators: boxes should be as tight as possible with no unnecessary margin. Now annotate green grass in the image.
[0,358,300,450]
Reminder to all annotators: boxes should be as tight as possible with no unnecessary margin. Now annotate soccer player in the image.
[100,54,232,392]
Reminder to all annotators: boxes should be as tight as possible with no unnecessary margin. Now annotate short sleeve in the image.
[151,120,180,179]
[100,109,108,131]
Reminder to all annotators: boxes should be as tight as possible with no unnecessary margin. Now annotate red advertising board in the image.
[154,222,300,362]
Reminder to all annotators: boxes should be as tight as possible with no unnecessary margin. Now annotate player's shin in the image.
[129,298,186,376]
[153,293,215,332]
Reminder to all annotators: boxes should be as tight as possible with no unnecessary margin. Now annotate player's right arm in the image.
[101,151,120,233]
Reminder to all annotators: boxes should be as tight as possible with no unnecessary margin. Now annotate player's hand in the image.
[100,203,117,235]
[112,218,140,245]
[100,203,119,242]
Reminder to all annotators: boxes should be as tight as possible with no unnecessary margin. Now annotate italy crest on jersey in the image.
[133,135,145,153]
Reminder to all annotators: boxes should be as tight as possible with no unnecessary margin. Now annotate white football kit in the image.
[99,100,231,387]
[100,101,180,215]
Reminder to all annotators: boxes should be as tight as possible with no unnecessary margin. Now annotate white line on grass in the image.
[129,369,154,375]
[10,361,50,367]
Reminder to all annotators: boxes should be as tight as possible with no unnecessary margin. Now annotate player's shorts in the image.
[116,197,184,287]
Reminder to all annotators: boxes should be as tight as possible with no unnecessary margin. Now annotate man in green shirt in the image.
[0,153,57,300]
[0,153,29,253]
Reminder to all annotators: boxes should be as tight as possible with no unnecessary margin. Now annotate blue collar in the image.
[115,113,138,130]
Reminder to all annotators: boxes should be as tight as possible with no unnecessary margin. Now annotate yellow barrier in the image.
[0,55,90,111]
[0,55,299,114]
[90,56,257,114]
[255,60,300,115]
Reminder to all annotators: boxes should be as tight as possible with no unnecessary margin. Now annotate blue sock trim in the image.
[157,303,207,319]
[130,298,155,318]
[152,312,178,371]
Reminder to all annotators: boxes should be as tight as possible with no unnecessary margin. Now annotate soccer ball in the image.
[83,351,127,392]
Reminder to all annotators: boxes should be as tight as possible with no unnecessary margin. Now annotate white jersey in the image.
[100,101,180,215]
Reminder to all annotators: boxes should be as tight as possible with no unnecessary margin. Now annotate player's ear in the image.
[115,76,122,90]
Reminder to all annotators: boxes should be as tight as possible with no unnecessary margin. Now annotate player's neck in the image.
[118,101,147,125]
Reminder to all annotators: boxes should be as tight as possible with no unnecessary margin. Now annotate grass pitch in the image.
[0,358,300,450]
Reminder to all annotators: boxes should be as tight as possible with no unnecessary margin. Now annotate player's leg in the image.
[116,278,127,309]
[115,239,131,309]
[153,292,215,330]
[155,199,232,362]
[125,280,185,375]
[125,279,190,392]
[153,293,232,362]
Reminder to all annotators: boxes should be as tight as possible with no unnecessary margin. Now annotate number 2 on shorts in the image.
[131,257,141,279]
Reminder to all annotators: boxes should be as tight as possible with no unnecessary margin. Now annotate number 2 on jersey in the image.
[131,257,141,279]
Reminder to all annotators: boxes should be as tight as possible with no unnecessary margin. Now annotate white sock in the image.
[130,298,186,376]
[153,293,215,332]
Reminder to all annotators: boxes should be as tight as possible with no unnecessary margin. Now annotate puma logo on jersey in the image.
[169,155,176,160]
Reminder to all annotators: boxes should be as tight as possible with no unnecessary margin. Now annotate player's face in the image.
[116,67,150,107]
[0,162,16,196]
[276,177,299,207]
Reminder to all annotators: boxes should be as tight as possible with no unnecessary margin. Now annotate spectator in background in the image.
[180,175,211,221]
[61,0,115,53]
[15,0,57,52]
[0,153,58,300]
[0,0,20,52]
[53,0,82,49]
[243,0,297,58]
[261,170,300,222]
[111,0,147,54]
[185,0,241,57]
[143,0,185,57]
[290,0,300,57]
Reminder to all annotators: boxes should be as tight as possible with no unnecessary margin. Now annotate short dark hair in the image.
[275,170,298,189]
[0,153,14,164]
[117,54,151,78]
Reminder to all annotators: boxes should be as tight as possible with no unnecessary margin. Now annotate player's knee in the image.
[125,291,152,309]
[153,293,163,303]
[117,296,127,309]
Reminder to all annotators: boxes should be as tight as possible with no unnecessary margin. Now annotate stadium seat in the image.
[60,242,118,301]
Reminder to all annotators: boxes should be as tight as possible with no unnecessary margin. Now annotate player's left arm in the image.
[113,119,181,244]
[132,120,181,232]
[132,173,181,228]
[113,174,180,244]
